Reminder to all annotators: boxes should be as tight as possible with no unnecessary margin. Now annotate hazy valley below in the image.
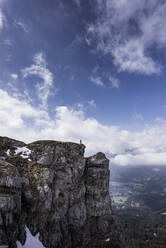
[110,165,166,247]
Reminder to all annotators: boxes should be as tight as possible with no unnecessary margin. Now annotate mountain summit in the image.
[0,136,122,248]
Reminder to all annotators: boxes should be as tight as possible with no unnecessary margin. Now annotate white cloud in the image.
[0,9,4,31]
[11,73,18,80]
[5,54,12,62]
[67,35,83,51]
[133,112,143,120]
[111,152,166,167]
[73,0,81,9]
[34,53,47,66]
[140,2,166,47]
[0,89,130,154]
[88,99,96,107]
[70,74,75,81]
[109,76,120,88]
[3,39,12,46]
[113,39,161,75]
[0,89,49,136]
[87,0,165,75]
[89,76,104,86]
[1,88,166,166]
[14,21,29,33]
[22,52,54,109]
[75,103,84,110]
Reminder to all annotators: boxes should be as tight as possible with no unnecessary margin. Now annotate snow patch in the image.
[6,149,10,156]
[105,238,110,242]
[15,147,31,159]
[44,185,49,193]
[17,227,45,248]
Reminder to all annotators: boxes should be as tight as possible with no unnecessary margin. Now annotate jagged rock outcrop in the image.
[0,136,122,248]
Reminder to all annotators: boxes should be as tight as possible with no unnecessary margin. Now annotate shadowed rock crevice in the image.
[0,136,122,248]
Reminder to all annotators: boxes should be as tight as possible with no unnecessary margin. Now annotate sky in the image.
[0,0,166,166]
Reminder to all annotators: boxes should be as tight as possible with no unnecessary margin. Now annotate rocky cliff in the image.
[0,136,122,248]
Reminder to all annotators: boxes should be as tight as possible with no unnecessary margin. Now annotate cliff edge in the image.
[0,136,122,248]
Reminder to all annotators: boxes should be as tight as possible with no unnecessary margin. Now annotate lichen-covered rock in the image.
[0,136,122,248]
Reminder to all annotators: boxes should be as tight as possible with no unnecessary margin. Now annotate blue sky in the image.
[1,0,166,166]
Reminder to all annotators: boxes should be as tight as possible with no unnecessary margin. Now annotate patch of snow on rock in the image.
[15,147,31,159]
[6,149,10,156]
[17,227,45,248]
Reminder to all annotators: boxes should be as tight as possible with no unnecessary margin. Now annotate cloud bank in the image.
[1,88,166,167]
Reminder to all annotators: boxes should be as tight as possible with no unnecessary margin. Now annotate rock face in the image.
[0,136,122,248]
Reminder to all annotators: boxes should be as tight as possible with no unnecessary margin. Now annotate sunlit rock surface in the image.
[0,136,122,248]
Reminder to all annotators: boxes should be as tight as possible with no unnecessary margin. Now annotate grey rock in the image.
[0,137,122,248]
